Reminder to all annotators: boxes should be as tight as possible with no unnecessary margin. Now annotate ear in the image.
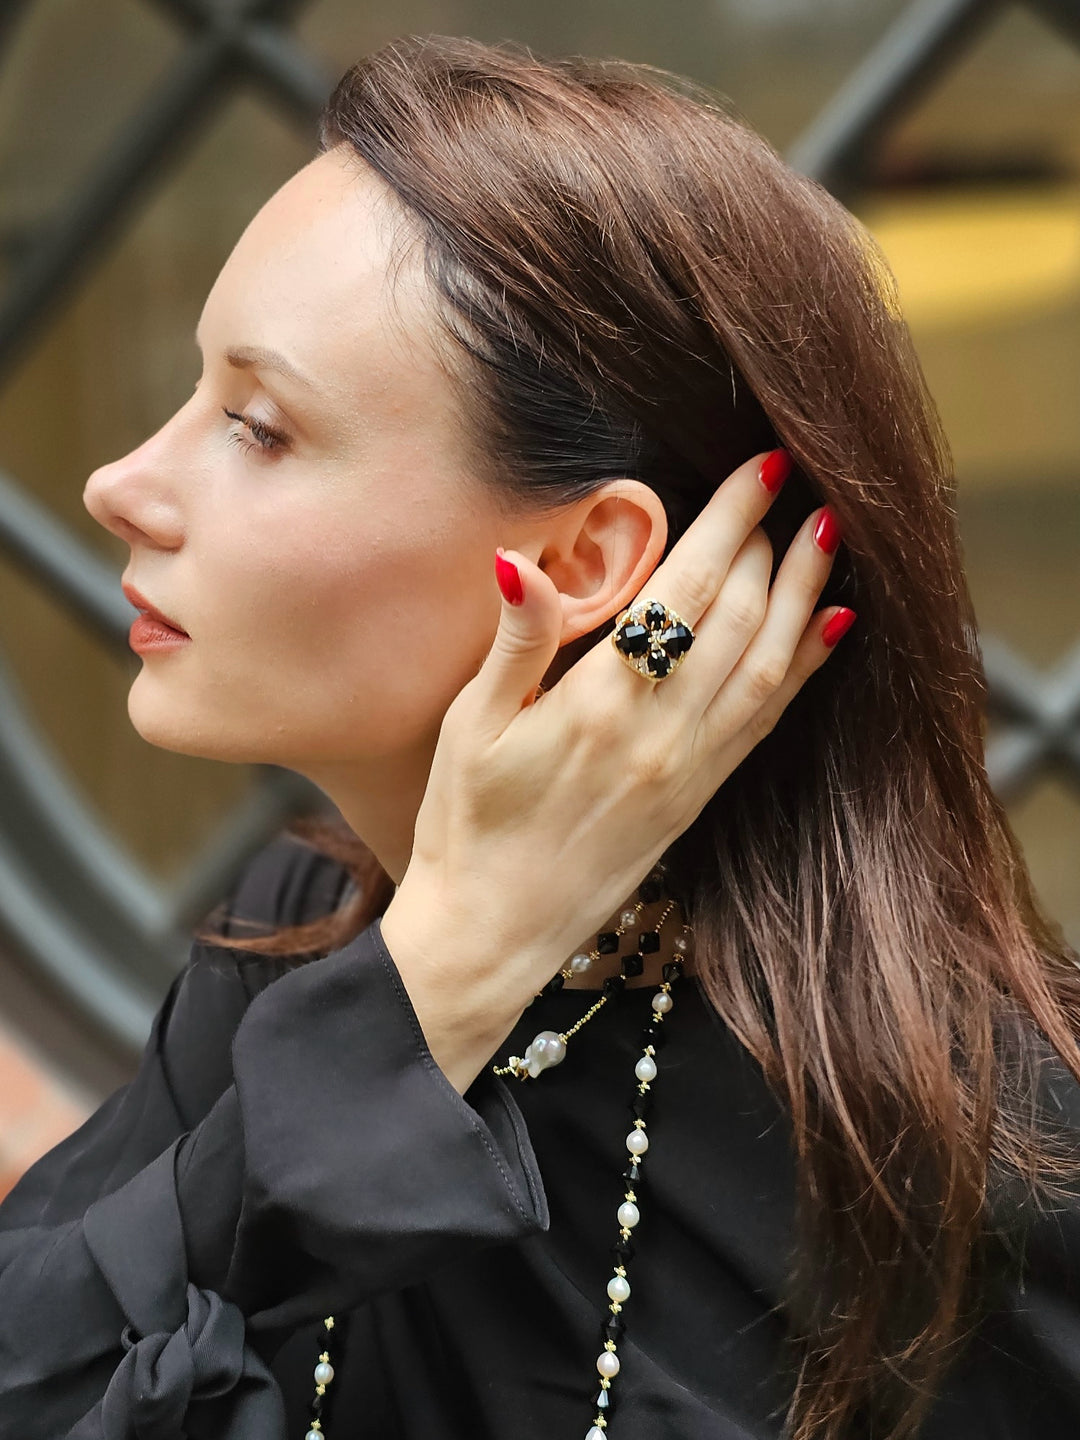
[529,480,669,648]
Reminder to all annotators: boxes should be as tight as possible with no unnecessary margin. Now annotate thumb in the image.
[468,546,564,736]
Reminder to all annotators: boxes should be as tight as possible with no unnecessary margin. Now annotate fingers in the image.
[696,503,855,752]
[625,449,791,629]
[462,547,565,741]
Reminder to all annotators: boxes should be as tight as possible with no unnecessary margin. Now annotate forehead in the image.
[199,147,449,425]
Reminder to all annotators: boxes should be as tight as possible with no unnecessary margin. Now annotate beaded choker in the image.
[301,867,688,1440]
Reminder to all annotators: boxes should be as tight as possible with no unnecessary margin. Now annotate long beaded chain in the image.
[300,868,688,1440]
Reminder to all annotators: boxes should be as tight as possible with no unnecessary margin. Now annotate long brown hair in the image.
[198,36,1080,1440]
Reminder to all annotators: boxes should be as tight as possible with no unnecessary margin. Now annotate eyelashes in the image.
[222,407,290,456]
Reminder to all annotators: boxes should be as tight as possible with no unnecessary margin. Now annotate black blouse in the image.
[1,832,1079,1439]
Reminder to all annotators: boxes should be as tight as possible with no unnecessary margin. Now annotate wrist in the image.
[378,886,537,1093]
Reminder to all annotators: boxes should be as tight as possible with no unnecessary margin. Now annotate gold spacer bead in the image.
[315,1384,326,1396]
[610,1301,622,1313]
[604,1340,617,1352]
[600,1378,611,1389]
[625,1190,636,1202]
[323,1318,334,1330]
[614,1265,626,1277]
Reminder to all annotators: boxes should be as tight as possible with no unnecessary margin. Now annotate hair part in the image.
[198,35,1080,1440]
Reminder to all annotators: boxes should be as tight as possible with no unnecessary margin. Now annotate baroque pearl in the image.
[626,1128,649,1155]
[570,952,593,974]
[620,908,638,929]
[607,1274,631,1303]
[635,1055,657,1083]
[314,1361,334,1385]
[652,991,673,1014]
[587,1429,606,1440]
[306,1432,323,1440]
[597,1350,621,1378]
[524,1030,567,1077]
[674,934,689,952]
[618,1200,640,1228]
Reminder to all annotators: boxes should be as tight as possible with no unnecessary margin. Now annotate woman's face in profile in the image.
[83,147,509,775]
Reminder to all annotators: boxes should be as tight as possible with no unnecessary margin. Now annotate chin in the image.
[126,686,275,766]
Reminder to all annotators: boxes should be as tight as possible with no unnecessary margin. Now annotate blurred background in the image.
[0,0,1077,1199]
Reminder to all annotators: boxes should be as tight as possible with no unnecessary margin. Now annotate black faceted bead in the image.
[597,931,620,954]
[612,1234,636,1262]
[311,1393,324,1417]
[620,952,644,978]
[622,1159,642,1186]
[542,972,565,995]
[660,623,694,657]
[602,974,627,996]
[603,1314,627,1344]
[631,1093,650,1119]
[638,877,662,904]
[643,601,668,630]
[662,960,684,982]
[646,649,672,678]
[596,1386,613,1412]
[640,1023,666,1049]
[639,931,660,954]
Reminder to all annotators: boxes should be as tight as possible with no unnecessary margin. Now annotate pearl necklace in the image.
[300,870,689,1440]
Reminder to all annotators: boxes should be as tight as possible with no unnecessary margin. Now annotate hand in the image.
[380,449,854,1091]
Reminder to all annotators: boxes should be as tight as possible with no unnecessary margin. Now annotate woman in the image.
[1,32,1078,1440]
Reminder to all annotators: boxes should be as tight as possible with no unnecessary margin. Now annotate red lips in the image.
[121,582,189,637]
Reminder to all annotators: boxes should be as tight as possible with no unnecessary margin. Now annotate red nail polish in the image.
[813,506,843,555]
[821,607,856,647]
[494,547,524,605]
[759,448,792,495]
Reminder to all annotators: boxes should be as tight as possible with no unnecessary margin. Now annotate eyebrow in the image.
[194,328,316,392]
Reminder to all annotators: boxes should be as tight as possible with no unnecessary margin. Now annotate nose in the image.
[83,415,187,551]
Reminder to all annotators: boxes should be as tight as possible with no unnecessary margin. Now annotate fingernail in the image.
[494,547,524,605]
[822,607,856,647]
[813,506,843,555]
[758,448,792,495]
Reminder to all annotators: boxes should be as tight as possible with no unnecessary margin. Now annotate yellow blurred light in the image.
[860,184,1080,329]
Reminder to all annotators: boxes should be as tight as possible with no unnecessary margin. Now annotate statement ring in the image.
[610,597,696,683]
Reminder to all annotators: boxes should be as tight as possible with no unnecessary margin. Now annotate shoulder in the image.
[148,829,355,1124]
[196,826,357,995]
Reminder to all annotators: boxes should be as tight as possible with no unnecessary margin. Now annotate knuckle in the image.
[747,652,789,698]
[628,739,677,787]
[722,583,767,635]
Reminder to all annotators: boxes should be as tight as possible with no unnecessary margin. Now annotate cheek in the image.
[200,508,499,755]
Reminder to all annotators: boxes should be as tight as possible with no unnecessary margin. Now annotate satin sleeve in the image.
[0,839,547,1440]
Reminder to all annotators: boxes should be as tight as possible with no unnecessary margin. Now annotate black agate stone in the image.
[660,623,694,657]
[614,620,650,657]
[613,599,695,681]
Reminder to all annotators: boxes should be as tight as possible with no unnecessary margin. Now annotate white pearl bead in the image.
[652,991,673,1014]
[597,1350,621,1378]
[618,1200,640,1228]
[635,1055,657,1082]
[524,1030,566,1077]
[674,934,688,952]
[570,952,592,973]
[607,1274,631,1303]
[314,1361,334,1385]
[587,1428,606,1440]
[620,908,638,929]
[626,1128,649,1155]
[306,1431,323,1440]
